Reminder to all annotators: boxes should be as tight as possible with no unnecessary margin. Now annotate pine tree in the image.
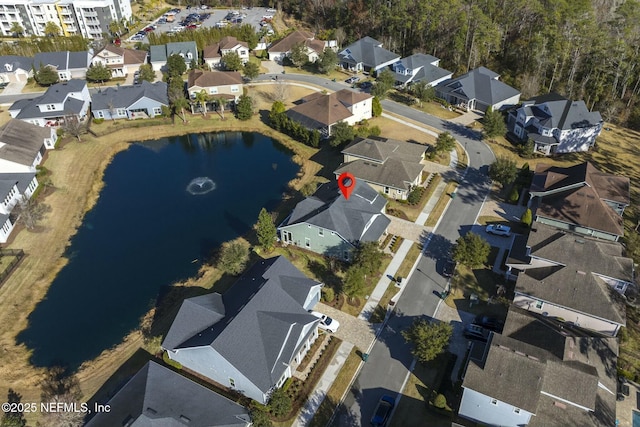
[483,107,507,139]
[255,208,276,252]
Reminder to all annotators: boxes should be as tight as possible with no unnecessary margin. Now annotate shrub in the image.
[268,387,292,417]
[521,208,532,227]
[508,187,520,204]
[321,286,335,302]
[162,351,182,369]
[407,187,423,205]
[433,394,447,409]
[217,238,250,275]
[372,96,383,117]
[92,117,105,124]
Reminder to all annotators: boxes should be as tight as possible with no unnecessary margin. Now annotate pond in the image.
[17,131,299,369]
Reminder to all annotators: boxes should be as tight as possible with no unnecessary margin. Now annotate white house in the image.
[0,119,56,173]
[0,172,38,243]
[219,36,250,64]
[32,51,92,81]
[91,44,148,78]
[391,53,452,87]
[267,30,330,63]
[338,36,400,73]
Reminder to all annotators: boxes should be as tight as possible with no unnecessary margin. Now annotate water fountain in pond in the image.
[186,177,216,195]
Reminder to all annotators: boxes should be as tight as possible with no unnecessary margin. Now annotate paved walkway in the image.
[316,302,376,352]
[292,340,354,427]
[387,216,430,242]
[415,179,448,226]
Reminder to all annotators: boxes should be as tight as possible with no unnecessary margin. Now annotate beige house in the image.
[219,36,250,64]
[286,89,372,137]
[91,44,148,78]
[335,137,427,200]
[203,43,222,69]
[187,69,243,102]
[268,30,331,63]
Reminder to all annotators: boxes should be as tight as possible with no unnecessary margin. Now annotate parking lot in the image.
[127,6,276,43]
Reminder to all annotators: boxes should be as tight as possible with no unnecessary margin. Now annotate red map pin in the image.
[338,172,356,200]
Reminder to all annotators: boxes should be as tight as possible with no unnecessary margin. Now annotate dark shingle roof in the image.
[91,81,168,111]
[282,180,390,243]
[0,55,33,72]
[163,256,321,393]
[512,223,629,325]
[523,93,602,130]
[33,51,90,70]
[435,66,520,107]
[0,119,50,166]
[0,172,36,199]
[339,36,400,68]
[393,53,452,85]
[335,158,424,191]
[84,361,251,427]
[531,162,630,236]
[150,42,198,63]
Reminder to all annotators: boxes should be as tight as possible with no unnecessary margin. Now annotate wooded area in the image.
[279,0,640,125]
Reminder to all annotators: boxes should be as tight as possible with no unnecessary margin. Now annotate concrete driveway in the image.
[315,302,376,353]
[1,79,26,95]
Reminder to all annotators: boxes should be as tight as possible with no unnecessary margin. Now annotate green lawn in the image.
[385,175,441,222]
[425,181,458,227]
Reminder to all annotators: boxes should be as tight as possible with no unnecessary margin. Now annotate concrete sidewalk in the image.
[292,340,354,427]
[415,179,448,226]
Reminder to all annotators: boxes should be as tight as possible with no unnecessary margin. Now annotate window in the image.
[513,408,521,414]
[305,238,310,248]
[343,251,349,261]
[231,85,239,92]
[96,111,104,118]
[46,104,55,110]
[384,187,390,194]
[490,399,498,405]
[153,107,162,116]
[318,228,324,237]
[209,88,218,94]
[229,378,235,387]
[240,50,247,56]
[535,300,543,310]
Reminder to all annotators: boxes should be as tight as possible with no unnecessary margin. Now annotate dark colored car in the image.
[473,316,504,332]
[371,395,394,426]
[442,260,456,277]
[463,324,490,342]
[359,81,373,90]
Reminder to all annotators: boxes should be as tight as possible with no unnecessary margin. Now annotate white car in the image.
[486,224,512,237]
[310,311,340,333]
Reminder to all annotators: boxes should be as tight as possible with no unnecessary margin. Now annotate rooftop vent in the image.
[146,407,157,415]
[180,415,191,423]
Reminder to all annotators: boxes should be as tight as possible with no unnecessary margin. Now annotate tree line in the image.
[277,0,640,126]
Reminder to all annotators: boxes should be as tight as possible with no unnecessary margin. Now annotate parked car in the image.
[310,311,340,333]
[359,81,373,90]
[473,315,504,332]
[346,76,361,84]
[486,224,512,237]
[442,260,456,278]
[463,324,490,342]
[371,395,394,426]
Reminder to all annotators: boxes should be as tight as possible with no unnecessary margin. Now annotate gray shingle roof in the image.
[0,55,33,72]
[84,361,251,427]
[339,36,400,68]
[511,223,629,324]
[151,42,199,64]
[37,79,87,104]
[0,172,36,199]
[335,158,424,191]
[149,45,167,63]
[435,66,520,107]
[393,53,452,85]
[33,51,90,71]
[282,180,390,243]
[163,256,321,394]
[91,81,168,111]
[523,93,602,130]
[0,119,49,166]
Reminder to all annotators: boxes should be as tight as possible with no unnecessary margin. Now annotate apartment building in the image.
[0,0,131,39]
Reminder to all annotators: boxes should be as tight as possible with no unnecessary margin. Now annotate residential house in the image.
[32,50,92,81]
[338,36,400,74]
[149,41,198,71]
[162,256,323,404]
[459,308,617,427]
[528,162,630,241]
[91,44,148,78]
[187,69,243,103]
[85,361,251,427]
[334,136,427,200]
[8,79,91,127]
[0,55,33,83]
[219,36,250,64]
[0,119,56,173]
[507,93,603,155]
[91,81,169,120]
[435,66,521,112]
[0,172,38,243]
[278,180,390,260]
[505,222,631,336]
[203,43,222,69]
[286,89,372,137]
[391,53,452,88]
[267,30,328,63]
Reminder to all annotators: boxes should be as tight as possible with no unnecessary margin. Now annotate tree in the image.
[521,208,532,227]
[236,95,253,120]
[272,79,289,103]
[624,231,640,264]
[268,387,291,417]
[44,21,61,37]
[371,69,395,99]
[14,194,49,230]
[85,63,112,82]
[488,157,518,187]
[138,63,155,83]
[354,242,383,276]
[34,64,59,86]
[483,106,507,139]
[168,77,187,122]
[194,90,209,116]
[435,132,456,153]
[222,51,242,71]
[300,181,317,197]
[412,81,435,106]
[61,115,86,142]
[214,97,226,120]
[166,54,187,78]
[372,96,382,117]
[37,366,84,427]
[316,48,338,74]
[289,42,308,68]
[216,238,250,275]
[243,61,260,80]
[255,208,276,252]
[9,22,24,38]
[330,121,354,147]
[108,20,124,37]
[452,232,490,268]
[269,101,286,130]
[1,389,26,427]
[343,265,366,301]
[402,319,452,363]
[249,406,272,427]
